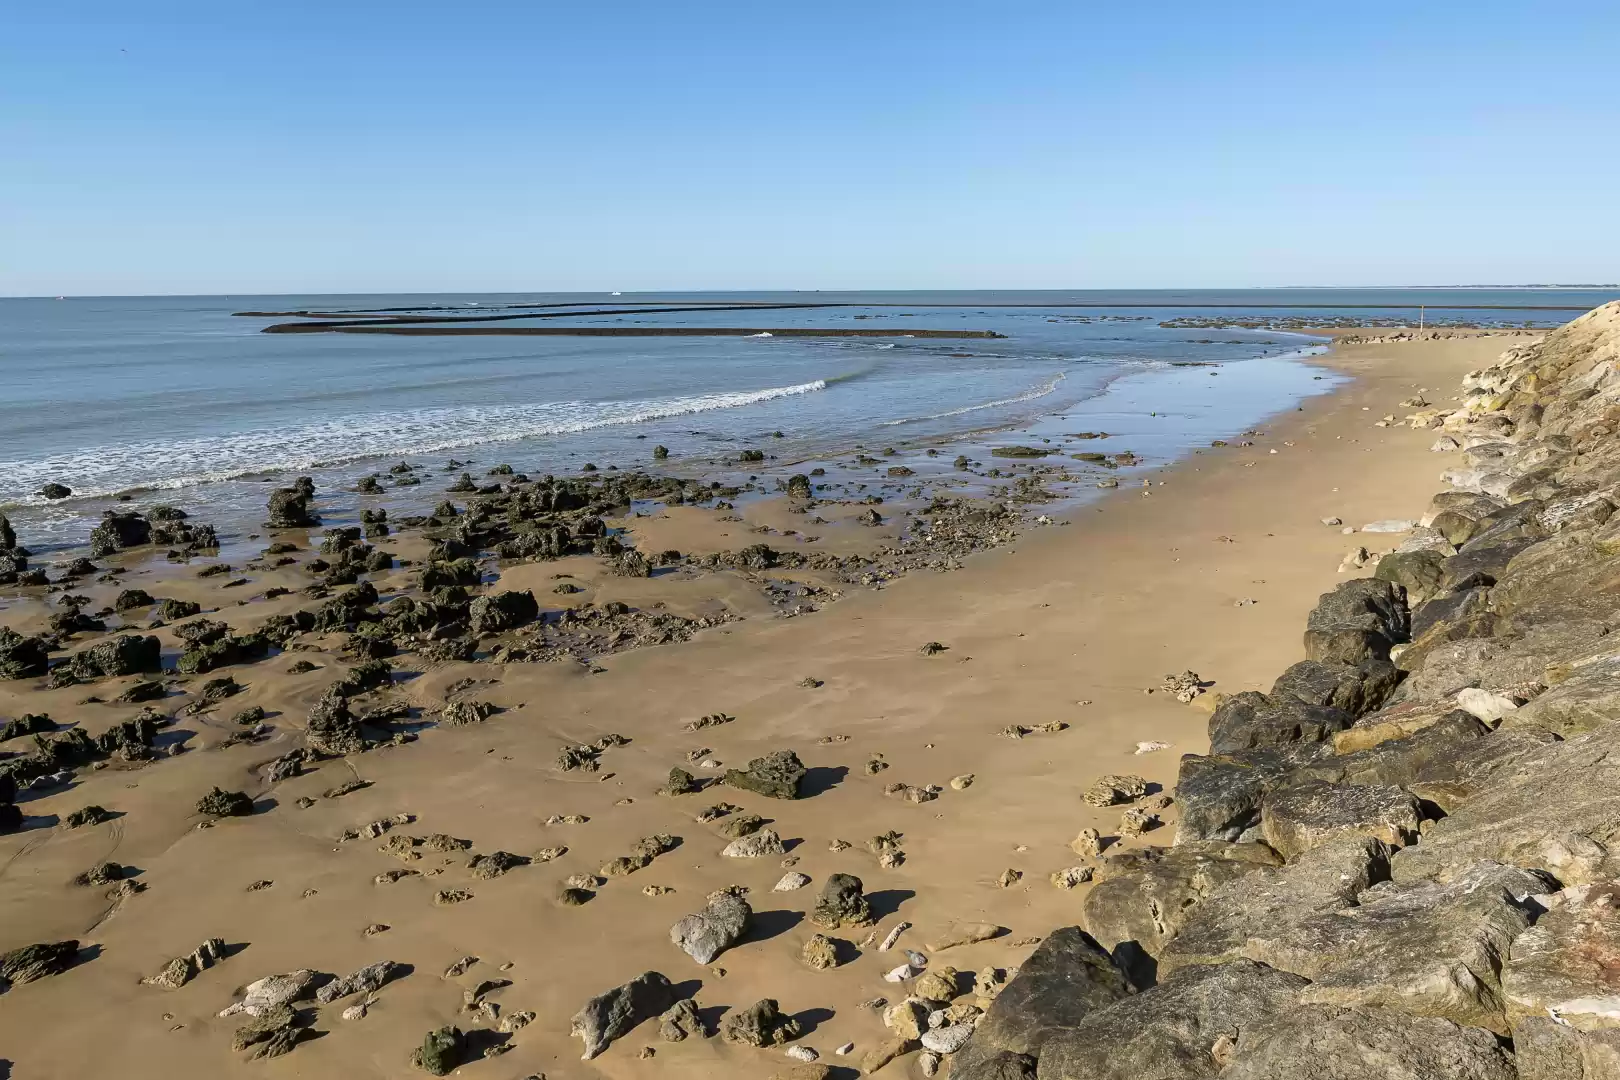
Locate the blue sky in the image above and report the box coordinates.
[3,1,1617,295]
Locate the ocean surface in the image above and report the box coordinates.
[2,288,1614,554]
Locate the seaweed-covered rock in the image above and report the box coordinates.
[196,787,254,817]
[467,589,539,635]
[411,1025,465,1075]
[69,633,162,679]
[720,998,802,1047]
[0,628,51,680]
[267,487,318,528]
[306,689,364,755]
[88,511,153,556]
[811,872,873,929]
[570,970,675,1059]
[1,712,53,742]
[724,749,806,799]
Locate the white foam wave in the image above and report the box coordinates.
[881,372,1067,426]
[0,379,827,506]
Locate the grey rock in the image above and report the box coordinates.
[1513,1016,1620,1080]
[721,998,802,1046]
[670,892,751,964]
[1268,658,1400,717]
[1159,834,1388,976]
[1082,842,1280,962]
[1390,722,1620,886]
[315,959,402,1003]
[1259,779,1423,859]
[1034,960,1308,1080]
[1504,881,1620,1032]
[951,927,1133,1074]
[659,997,704,1041]
[1219,1004,1515,1079]
[1206,691,1354,756]
[570,970,675,1059]
[1302,577,1409,664]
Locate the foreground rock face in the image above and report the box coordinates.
[986,304,1620,1079]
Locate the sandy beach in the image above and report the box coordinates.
[0,331,1522,1078]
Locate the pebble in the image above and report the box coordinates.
[1133,741,1170,754]
[921,1024,975,1054]
[883,962,921,983]
[949,774,974,790]
[341,1002,368,1021]
[773,872,811,892]
[785,1045,819,1062]
[723,829,786,858]
[836,1042,855,1055]
[1321,516,1343,526]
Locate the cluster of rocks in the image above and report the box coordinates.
[90,506,219,559]
[948,301,1620,1079]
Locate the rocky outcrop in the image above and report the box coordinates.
[987,304,1620,1079]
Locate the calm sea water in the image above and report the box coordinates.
[1,288,1612,553]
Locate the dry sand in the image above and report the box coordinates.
[0,332,1516,1078]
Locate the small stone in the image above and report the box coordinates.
[884,1000,928,1039]
[785,1044,819,1062]
[801,934,841,970]
[879,922,912,952]
[1051,866,1094,889]
[341,1002,368,1021]
[433,889,472,906]
[950,774,974,790]
[723,829,786,858]
[1082,774,1148,806]
[884,962,922,982]
[920,1024,974,1054]
[1070,827,1103,858]
[812,873,873,929]
[928,924,1005,951]
[1118,807,1161,836]
[671,892,752,964]
[721,998,803,1047]
[411,1025,466,1075]
[774,872,811,892]
[998,868,1023,888]
[559,887,594,906]
[920,1050,942,1076]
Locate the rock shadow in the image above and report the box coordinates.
[741,909,804,945]
[800,765,849,798]
[791,1006,836,1037]
[866,889,915,921]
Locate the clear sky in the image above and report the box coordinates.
[3,1,1617,296]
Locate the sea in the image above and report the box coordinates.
[2,288,1614,556]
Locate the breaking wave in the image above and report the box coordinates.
[0,379,828,506]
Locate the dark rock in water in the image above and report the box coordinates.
[1216,1004,1515,1079]
[0,512,14,550]
[570,970,675,1059]
[653,444,670,460]
[670,892,752,964]
[812,872,873,929]
[952,927,1132,1074]
[467,590,538,635]
[89,511,152,557]
[1035,960,1308,1080]
[1082,843,1281,963]
[156,597,202,621]
[1269,658,1400,718]
[266,487,319,528]
[411,1025,466,1075]
[0,940,80,989]
[724,749,806,800]
[0,548,28,585]
[787,473,813,498]
[0,628,52,680]
[196,787,254,817]
[37,483,72,500]
[68,633,163,680]
[1207,691,1354,756]
[1302,578,1409,664]
[720,998,802,1047]
[113,588,155,611]
[1,712,53,741]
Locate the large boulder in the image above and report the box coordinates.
[1258,779,1423,859]
[723,750,806,799]
[1390,722,1620,886]
[1034,960,1308,1080]
[1082,843,1280,963]
[266,487,319,528]
[949,927,1134,1074]
[1206,691,1354,756]
[1504,881,1620,1033]
[69,634,162,679]
[1158,834,1388,976]
[1269,658,1400,717]
[467,590,538,635]
[1513,1016,1620,1080]
[1302,578,1409,664]
[88,511,152,557]
[1218,1004,1516,1080]
[570,971,674,1059]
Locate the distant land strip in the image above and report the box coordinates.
[240,302,835,321]
[268,324,1005,339]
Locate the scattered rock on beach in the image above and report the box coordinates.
[1082,774,1148,807]
[571,971,675,1059]
[670,892,752,964]
[724,750,807,799]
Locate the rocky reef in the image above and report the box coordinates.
[951,301,1620,1078]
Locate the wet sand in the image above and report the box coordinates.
[0,332,1516,1078]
